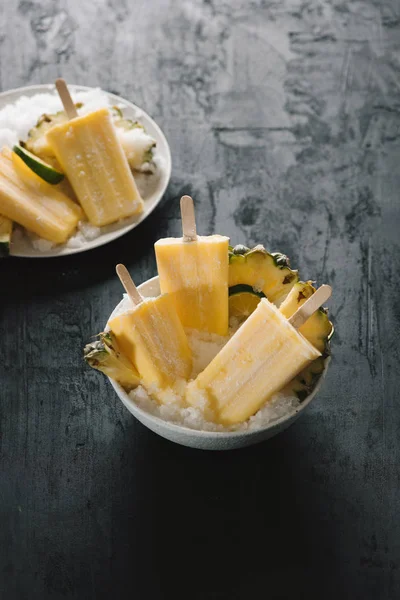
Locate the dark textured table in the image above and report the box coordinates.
[1,1,399,598]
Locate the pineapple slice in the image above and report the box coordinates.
[0,215,12,257]
[279,281,333,401]
[115,119,156,172]
[24,110,69,161]
[23,105,155,173]
[228,253,333,402]
[84,331,140,389]
[228,244,299,305]
[24,105,118,159]
[279,281,333,353]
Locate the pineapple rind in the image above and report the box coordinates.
[84,331,140,389]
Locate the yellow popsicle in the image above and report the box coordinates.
[155,197,229,335]
[109,266,192,404]
[46,108,143,226]
[0,147,82,243]
[186,298,321,425]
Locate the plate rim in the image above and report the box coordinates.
[0,83,172,258]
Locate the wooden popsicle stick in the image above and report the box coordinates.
[55,78,78,119]
[288,284,332,330]
[180,195,197,242]
[116,264,143,306]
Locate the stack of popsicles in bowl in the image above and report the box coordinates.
[85,196,333,449]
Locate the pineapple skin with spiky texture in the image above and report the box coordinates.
[84,331,140,389]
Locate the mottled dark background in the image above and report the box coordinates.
[1,1,399,598]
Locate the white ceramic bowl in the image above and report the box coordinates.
[107,277,330,450]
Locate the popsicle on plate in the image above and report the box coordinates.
[0,147,83,243]
[46,81,143,227]
[186,288,331,425]
[108,265,192,404]
[155,196,229,335]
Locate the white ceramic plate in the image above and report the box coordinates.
[0,84,171,258]
[105,276,331,451]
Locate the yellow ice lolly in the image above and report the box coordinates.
[108,265,192,403]
[155,196,229,335]
[0,147,83,243]
[186,289,331,425]
[46,92,143,226]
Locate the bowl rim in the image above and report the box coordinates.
[107,276,330,438]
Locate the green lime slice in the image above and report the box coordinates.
[13,145,64,184]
